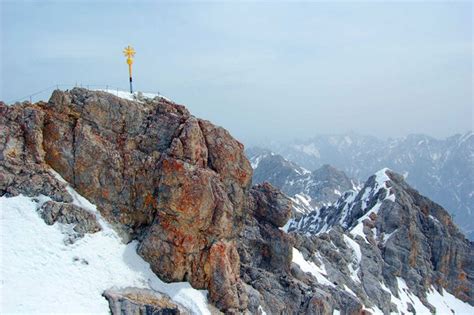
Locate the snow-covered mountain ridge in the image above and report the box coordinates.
[287,168,393,236]
[263,132,474,239]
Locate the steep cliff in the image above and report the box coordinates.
[1,88,253,312]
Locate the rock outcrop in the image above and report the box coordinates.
[40,200,101,242]
[239,183,364,314]
[0,101,72,202]
[1,88,252,312]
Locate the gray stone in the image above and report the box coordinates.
[40,200,101,238]
[103,287,188,315]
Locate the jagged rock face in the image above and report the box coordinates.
[289,169,474,311]
[0,103,72,202]
[1,88,252,312]
[238,184,366,314]
[1,101,102,247]
[242,184,293,272]
[249,182,292,228]
[378,172,473,305]
[293,229,395,314]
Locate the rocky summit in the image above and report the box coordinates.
[1,88,473,314]
[1,88,253,312]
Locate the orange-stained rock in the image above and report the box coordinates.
[208,240,248,311]
[5,88,253,312]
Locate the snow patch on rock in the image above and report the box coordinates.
[292,248,334,287]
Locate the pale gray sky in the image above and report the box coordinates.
[1,0,472,145]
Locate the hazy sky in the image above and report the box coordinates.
[1,0,472,145]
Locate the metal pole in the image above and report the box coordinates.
[129,63,133,94]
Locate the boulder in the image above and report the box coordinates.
[103,287,188,315]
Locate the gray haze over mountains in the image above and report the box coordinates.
[247,131,474,240]
[2,1,472,144]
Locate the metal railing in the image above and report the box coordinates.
[4,83,164,105]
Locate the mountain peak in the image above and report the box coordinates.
[247,147,357,214]
[374,167,392,182]
[288,167,473,310]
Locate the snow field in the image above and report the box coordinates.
[0,178,210,314]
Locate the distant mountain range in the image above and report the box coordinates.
[248,132,474,239]
[247,147,359,217]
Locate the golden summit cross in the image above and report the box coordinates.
[123,45,135,93]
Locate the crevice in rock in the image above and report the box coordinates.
[197,119,216,174]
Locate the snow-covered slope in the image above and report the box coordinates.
[292,242,473,315]
[296,242,473,315]
[0,172,210,315]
